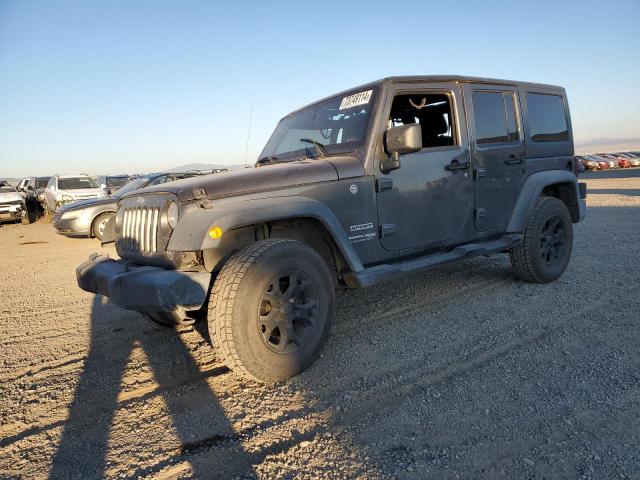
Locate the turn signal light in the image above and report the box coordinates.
[208,225,223,239]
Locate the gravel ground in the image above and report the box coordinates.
[1,170,639,479]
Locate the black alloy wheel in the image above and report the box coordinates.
[258,270,319,354]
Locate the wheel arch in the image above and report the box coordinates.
[168,196,364,279]
[507,170,581,233]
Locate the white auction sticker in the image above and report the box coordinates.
[339,90,372,110]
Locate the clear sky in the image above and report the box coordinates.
[1,0,639,178]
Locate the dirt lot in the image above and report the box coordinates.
[1,170,639,480]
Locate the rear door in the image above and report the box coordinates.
[463,84,526,233]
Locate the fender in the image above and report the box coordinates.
[167,196,365,272]
[506,169,581,233]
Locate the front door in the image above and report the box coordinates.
[376,84,473,252]
[463,84,526,232]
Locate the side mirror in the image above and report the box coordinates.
[383,123,422,172]
[27,185,34,191]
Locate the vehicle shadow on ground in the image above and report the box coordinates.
[48,294,255,479]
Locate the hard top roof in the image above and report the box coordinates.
[286,75,564,117]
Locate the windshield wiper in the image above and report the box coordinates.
[299,138,326,159]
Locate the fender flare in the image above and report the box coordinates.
[167,196,364,272]
[506,169,579,233]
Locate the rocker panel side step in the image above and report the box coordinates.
[345,234,523,288]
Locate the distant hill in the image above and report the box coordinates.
[575,137,640,154]
[166,163,244,172]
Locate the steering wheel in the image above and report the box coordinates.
[319,128,332,139]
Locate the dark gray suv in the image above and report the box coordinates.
[78,76,587,382]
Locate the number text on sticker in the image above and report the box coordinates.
[339,90,373,110]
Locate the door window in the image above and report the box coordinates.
[472,91,519,145]
[388,93,456,148]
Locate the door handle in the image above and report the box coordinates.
[505,155,523,165]
[445,160,470,171]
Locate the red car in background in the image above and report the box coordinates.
[616,153,640,167]
[617,157,632,168]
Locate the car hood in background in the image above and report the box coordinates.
[128,158,357,202]
[63,197,116,211]
[0,192,23,203]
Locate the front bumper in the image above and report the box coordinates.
[53,214,92,237]
[54,215,93,237]
[76,255,211,321]
[0,204,25,222]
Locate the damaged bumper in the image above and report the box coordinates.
[0,203,26,222]
[76,254,211,321]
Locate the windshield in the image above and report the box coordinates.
[58,177,99,190]
[259,87,378,163]
[107,176,129,187]
[0,184,16,193]
[111,177,149,198]
[36,177,50,189]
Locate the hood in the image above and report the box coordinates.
[130,159,347,202]
[0,191,23,203]
[62,197,115,211]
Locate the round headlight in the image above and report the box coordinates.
[167,201,179,229]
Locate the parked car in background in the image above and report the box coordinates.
[24,176,51,203]
[617,157,632,168]
[95,175,131,196]
[44,174,105,214]
[16,178,29,193]
[595,154,618,169]
[579,155,600,171]
[54,171,208,240]
[616,153,640,167]
[0,181,29,224]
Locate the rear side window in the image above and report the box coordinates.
[526,93,568,142]
[472,91,519,145]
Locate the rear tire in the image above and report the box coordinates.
[509,196,573,283]
[209,239,335,383]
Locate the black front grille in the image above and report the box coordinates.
[116,194,175,262]
[121,206,161,253]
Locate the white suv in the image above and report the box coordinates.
[44,174,105,214]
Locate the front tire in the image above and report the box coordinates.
[509,196,573,283]
[209,239,335,383]
[92,213,113,240]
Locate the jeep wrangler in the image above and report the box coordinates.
[77,76,587,382]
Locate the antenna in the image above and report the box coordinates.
[243,98,254,167]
